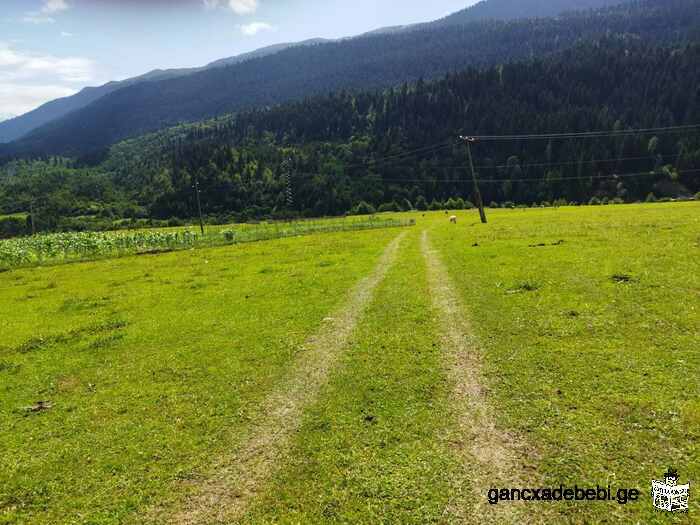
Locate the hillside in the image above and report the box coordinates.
[438,0,623,25]
[2,38,698,230]
[0,40,330,145]
[0,0,625,146]
[3,0,692,158]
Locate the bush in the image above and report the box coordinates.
[428,199,443,211]
[401,198,414,211]
[0,216,30,239]
[646,193,657,203]
[489,201,499,209]
[377,201,400,213]
[454,198,466,209]
[414,195,428,211]
[464,201,475,210]
[553,198,568,207]
[589,196,602,206]
[601,197,610,205]
[444,198,459,210]
[695,192,700,201]
[503,201,516,209]
[611,198,625,205]
[541,201,551,208]
[353,201,376,215]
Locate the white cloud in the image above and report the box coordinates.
[60,31,74,38]
[42,0,70,14]
[203,0,260,15]
[229,0,258,15]
[0,44,94,83]
[23,14,56,24]
[23,0,70,24]
[0,84,76,116]
[239,21,274,36]
[0,42,94,114]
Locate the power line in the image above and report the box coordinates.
[286,168,700,185]
[476,168,700,184]
[469,124,700,142]
[343,140,455,169]
[350,154,662,172]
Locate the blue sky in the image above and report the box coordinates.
[0,0,476,118]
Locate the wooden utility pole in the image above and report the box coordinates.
[29,201,36,235]
[193,174,205,235]
[460,135,488,224]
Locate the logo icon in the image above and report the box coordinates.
[651,468,690,512]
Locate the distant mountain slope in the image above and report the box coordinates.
[0,0,624,145]
[438,0,624,25]
[368,0,626,34]
[0,39,330,144]
[2,0,698,158]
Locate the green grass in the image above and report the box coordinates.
[430,202,699,523]
[242,229,465,524]
[0,228,399,524]
[1,203,697,524]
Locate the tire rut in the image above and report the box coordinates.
[156,231,407,525]
[421,230,537,525]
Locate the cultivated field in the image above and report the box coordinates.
[0,203,697,524]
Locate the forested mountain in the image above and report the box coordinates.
[2,0,696,158]
[437,0,623,25]
[2,38,698,232]
[0,39,331,145]
[0,0,624,145]
[361,0,624,35]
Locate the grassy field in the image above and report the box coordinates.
[1,202,697,524]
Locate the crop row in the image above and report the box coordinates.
[0,217,411,269]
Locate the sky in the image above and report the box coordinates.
[0,0,476,119]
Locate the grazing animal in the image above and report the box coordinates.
[450,215,458,224]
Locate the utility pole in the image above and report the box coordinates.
[282,158,294,210]
[193,173,205,236]
[29,200,36,235]
[460,135,488,224]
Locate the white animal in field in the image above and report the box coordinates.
[450,215,458,224]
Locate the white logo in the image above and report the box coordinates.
[651,468,690,512]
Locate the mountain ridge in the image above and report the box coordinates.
[0,39,333,144]
[4,0,690,158]
[0,0,627,145]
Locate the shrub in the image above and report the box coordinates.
[444,198,459,210]
[428,199,443,211]
[401,198,414,211]
[589,196,602,206]
[414,195,428,211]
[601,197,610,205]
[0,216,30,239]
[377,201,400,213]
[611,197,625,205]
[353,201,377,215]
[541,201,551,208]
[503,201,515,209]
[489,201,499,209]
[646,193,657,203]
[454,198,466,209]
[464,201,475,209]
[695,192,700,201]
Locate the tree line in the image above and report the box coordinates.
[1,39,699,234]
